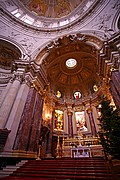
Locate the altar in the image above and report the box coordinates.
[71,146,91,158]
[61,134,104,158]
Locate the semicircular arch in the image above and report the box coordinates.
[33,33,103,66]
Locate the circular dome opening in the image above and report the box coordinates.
[66,58,77,69]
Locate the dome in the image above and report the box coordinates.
[4,0,100,29]
[23,0,82,19]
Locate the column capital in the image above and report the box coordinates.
[23,73,34,87]
[11,69,25,83]
[67,111,73,116]
[87,107,93,114]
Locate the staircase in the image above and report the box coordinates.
[0,160,28,178]
[0,157,115,180]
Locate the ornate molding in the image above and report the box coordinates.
[46,34,87,52]
[0,0,118,38]
[35,33,102,67]
[0,0,102,31]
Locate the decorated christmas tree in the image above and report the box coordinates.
[98,96,120,159]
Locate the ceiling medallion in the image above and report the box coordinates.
[66,58,77,69]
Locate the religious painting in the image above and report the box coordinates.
[54,110,63,131]
[74,91,81,99]
[75,111,88,132]
[28,0,48,16]
[55,0,70,18]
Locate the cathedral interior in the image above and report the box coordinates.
[0,0,120,169]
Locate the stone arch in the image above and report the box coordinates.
[0,36,28,60]
[0,38,22,71]
[33,33,104,66]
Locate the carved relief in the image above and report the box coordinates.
[8,32,21,40]
[2,0,14,8]
[0,20,39,57]
[111,0,120,10]
[111,52,120,70]
[91,12,115,34]
[20,38,34,54]
[46,34,88,53]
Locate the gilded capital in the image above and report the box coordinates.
[67,111,73,116]
[87,107,93,114]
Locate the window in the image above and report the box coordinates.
[66,58,77,69]
[93,85,98,92]
[11,9,22,18]
[74,91,81,99]
[56,91,62,98]
[21,15,34,25]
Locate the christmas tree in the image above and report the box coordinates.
[98,96,120,159]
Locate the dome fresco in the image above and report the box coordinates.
[20,0,82,18]
[4,0,99,29]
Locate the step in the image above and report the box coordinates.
[10,172,111,179]
[0,160,27,178]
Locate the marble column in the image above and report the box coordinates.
[46,110,54,157]
[28,95,44,152]
[4,80,30,151]
[67,111,73,138]
[63,110,68,134]
[72,112,77,135]
[110,71,120,109]
[13,88,37,151]
[0,75,21,129]
[87,107,97,136]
